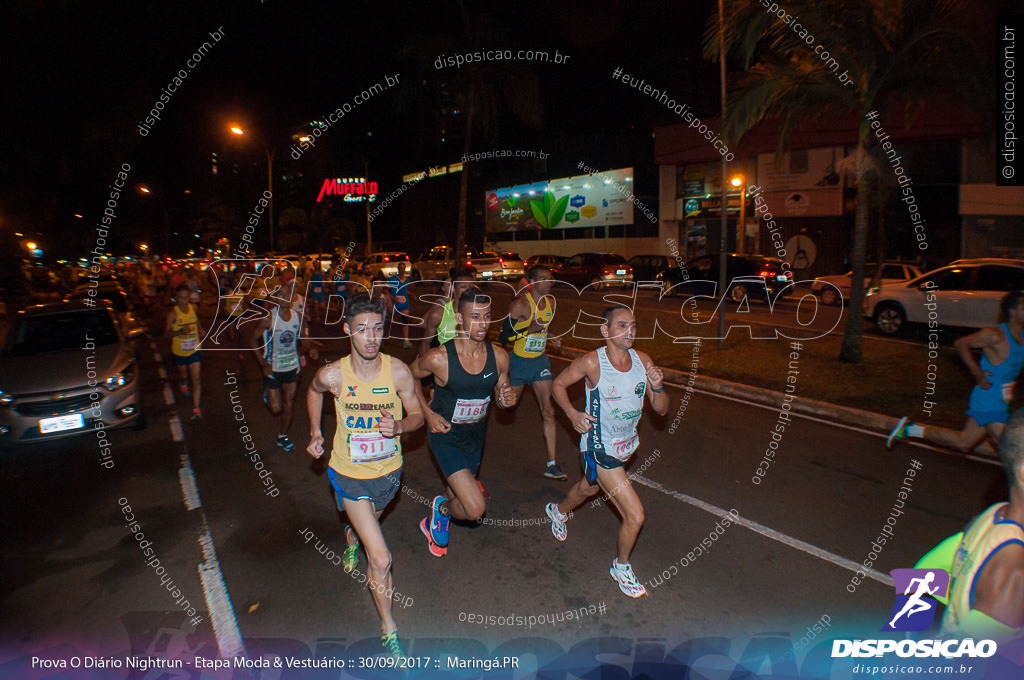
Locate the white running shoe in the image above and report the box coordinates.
[545,502,567,541]
[610,558,647,598]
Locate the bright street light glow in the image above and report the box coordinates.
[730,177,743,187]
[230,126,244,135]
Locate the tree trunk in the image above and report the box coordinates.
[456,96,475,256]
[872,207,886,289]
[839,124,873,364]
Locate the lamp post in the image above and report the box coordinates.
[137,185,171,256]
[229,125,282,252]
[731,176,746,256]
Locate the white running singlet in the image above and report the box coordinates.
[264,307,301,372]
[580,347,647,461]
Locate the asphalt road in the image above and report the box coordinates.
[1,299,1014,678]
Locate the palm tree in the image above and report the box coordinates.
[704,0,988,363]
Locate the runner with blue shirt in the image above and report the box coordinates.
[387,261,413,349]
[889,290,1024,453]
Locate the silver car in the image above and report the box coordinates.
[0,302,145,443]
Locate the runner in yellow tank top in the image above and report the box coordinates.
[932,408,1024,640]
[506,265,566,479]
[305,293,424,657]
[165,284,205,419]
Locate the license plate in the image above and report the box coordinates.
[482,271,493,277]
[776,274,788,281]
[39,413,85,433]
[616,269,626,275]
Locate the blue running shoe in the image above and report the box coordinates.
[429,495,450,548]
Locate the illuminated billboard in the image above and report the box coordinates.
[485,167,635,233]
[316,177,378,203]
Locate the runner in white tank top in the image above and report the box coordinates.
[250,294,320,451]
[545,304,670,598]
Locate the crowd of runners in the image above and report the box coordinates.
[132,257,1024,658]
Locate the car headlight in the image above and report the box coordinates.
[0,390,12,405]
[104,360,137,391]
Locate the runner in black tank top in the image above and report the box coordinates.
[410,286,517,557]
[429,340,497,453]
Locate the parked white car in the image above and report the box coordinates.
[863,258,1024,335]
[812,262,921,306]
[365,252,410,279]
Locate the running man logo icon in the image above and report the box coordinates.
[882,568,950,632]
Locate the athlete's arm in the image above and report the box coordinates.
[637,350,669,416]
[379,359,425,437]
[552,352,599,433]
[306,364,336,459]
[249,315,273,375]
[507,294,528,325]
[972,542,1024,630]
[492,345,517,408]
[419,305,443,357]
[955,327,1002,390]
[164,309,177,337]
[409,350,451,433]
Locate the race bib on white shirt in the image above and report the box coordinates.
[349,432,398,463]
[181,337,197,352]
[523,333,547,353]
[451,397,491,424]
[607,434,639,462]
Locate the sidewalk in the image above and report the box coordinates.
[550,343,1000,460]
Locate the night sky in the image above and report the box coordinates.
[2,0,724,258]
[2,0,1008,259]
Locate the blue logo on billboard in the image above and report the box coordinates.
[570,194,586,208]
[882,568,949,632]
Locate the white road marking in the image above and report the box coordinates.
[632,473,894,587]
[198,530,247,658]
[178,455,202,511]
[169,416,184,442]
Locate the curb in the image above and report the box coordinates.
[549,344,998,459]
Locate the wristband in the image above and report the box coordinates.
[651,387,663,393]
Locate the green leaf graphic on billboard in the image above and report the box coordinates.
[530,191,571,229]
[530,200,548,228]
[549,195,569,227]
[505,196,518,208]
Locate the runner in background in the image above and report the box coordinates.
[165,284,205,420]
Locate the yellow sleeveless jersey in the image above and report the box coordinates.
[941,502,1024,637]
[512,292,554,358]
[330,354,403,479]
[171,304,199,356]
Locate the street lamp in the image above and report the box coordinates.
[229,124,280,252]
[730,176,746,256]
[137,184,170,255]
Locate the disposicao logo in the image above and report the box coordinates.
[831,567,997,660]
[883,568,949,632]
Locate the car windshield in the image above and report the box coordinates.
[5,309,119,357]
